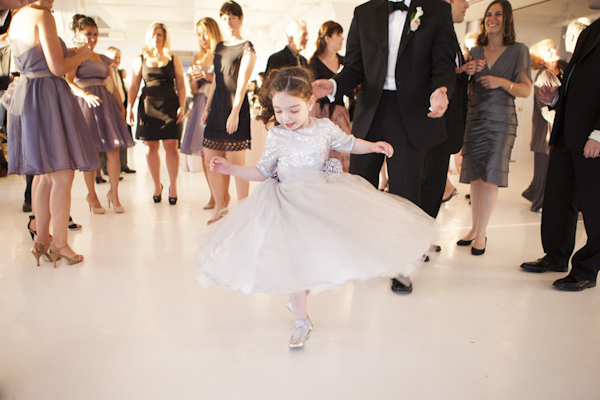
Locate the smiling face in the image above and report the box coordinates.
[196,25,210,51]
[221,13,242,39]
[484,3,504,35]
[78,25,98,50]
[272,91,314,131]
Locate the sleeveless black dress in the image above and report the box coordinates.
[203,41,254,151]
[135,56,181,141]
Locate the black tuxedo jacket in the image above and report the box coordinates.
[333,0,456,150]
[551,19,600,151]
[445,47,468,154]
[265,46,308,77]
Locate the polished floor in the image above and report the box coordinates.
[1,144,599,400]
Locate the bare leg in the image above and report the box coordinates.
[145,141,162,197]
[289,291,308,320]
[33,174,52,243]
[83,171,103,209]
[49,170,81,259]
[461,179,482,242]
[201,155,215,207]
[106,148,122,207]
[472,180,498,250]
[443,176,456,199]
[163,139,179,198]
[204,147,228,221]
[225,150,248,200]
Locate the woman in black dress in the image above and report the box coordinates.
[201,1,256,224]
[308,20,353,172]
[127,22,186,204]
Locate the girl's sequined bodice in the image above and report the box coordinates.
[256,118,354,181]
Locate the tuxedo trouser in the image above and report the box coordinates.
[349,91,425,206]
[542,139,600,281]
[420,140,451,218]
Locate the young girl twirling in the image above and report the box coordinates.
[195,67,435,349]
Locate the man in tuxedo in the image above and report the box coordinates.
[265,20,308,77]
[106,47,136,174]
[520,0,600,291]
[420,0,480,221]
[313,0,456,293]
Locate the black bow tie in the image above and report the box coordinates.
[388,0,408,13]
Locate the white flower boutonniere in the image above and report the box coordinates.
[408,6,424,34]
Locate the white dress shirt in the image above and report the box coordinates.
[384,0,411,91]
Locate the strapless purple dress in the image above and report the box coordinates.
[7,42,101,175]
[180,77,209,156]
[74,55,134,152]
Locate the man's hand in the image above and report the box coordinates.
[312,79,334,99]
[428,87,448,118]
[539,86,559,106]
[584,138,600,158]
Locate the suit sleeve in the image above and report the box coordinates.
[430,1,457,97]
[333,8,364,101]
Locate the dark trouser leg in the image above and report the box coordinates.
[529,152,550,211]
[119,147,128,171]
[569,149,600,281]
[541,141,578,264]
[420,141,450,218]
[24,174,34,203]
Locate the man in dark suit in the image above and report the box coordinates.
[313,0,457,293]
[520,0,600,291]
[265,20,308,77]
[420,0,474,221]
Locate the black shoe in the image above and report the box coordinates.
[520,257,568,273]
[471,238,487,256]
[441,189,458,203]
[95,176,107,184]
[434,245,442,252]
[424,255,430,262]
[68,216,82,230]
[553,275,596,291]
[153,184,163,203]
[457,238,474,246]
[168,185,177,205]
[22,201,32,213]
[122,167,136,174]
[391,278,413,294]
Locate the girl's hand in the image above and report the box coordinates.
[476,75,503,90]
[127,107,135,126]
[209,156,233,175]
[77,45,93,62]
[84,92,102,108]
[226,112,239,134]
[176,107,184,124]
[201,107,209,125]
[373,141,394,158]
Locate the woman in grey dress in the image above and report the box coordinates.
[521,39,564,213]
[458,0,532,255]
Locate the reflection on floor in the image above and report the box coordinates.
[0,143,598,400]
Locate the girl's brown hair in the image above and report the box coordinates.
[257,67,313,126]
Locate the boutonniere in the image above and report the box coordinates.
[408,6,424,34]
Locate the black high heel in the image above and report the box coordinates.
[68,216,82,230]
[27,215,36,240]
[471,238,487,256]
[457,238,474,246]
[168,186,177,205]
[153,184,163,203]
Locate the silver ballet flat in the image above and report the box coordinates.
[289,319,313,349]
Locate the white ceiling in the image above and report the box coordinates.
[51,0,600,76]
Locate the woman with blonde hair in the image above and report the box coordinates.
[521,39,564,212]
[127,22,186,205]
[181,17,229,209]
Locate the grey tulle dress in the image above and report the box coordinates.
[195,118,435,295]
[180,66,212,156]
[7,41,101,175]
[459,43,532,187]
[73,55,134,153]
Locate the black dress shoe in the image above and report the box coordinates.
[434,245,442,252]
[424,255,430,262]
[22,201,32,213]
[457,238,474,246]
[391,278,413,294]
[121,167,136,174]
[95,176,107,184]
[553,275,596,291]
[520,257,568,273]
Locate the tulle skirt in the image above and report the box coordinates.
[195,170,435,295]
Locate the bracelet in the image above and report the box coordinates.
[508,82,514,92]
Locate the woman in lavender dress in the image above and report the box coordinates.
[66,14,134,213]
[181,17,228,210]
[6,0,100,265]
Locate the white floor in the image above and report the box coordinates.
[1,143,599,400]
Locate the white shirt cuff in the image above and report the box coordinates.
[326,79,337,103]
[589,130,600,142]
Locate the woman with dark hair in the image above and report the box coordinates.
[6,0,99,265]
[521,39,564,213]
[201,0,256,224]
[458,0,532,255]
[66,14,134,213]
[127,22,186,205]
[308,20,353,171]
